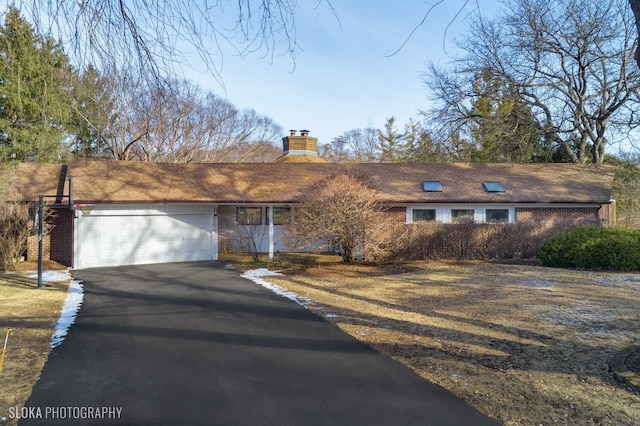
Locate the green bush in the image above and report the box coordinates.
[538,226,640,271]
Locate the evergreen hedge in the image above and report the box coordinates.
[538,226,640,271]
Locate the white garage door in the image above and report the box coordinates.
[75,204,218,268]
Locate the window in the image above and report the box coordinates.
[451,209,475,223]
[413,209,436,222]
[267,207,290,225]
[237,207,262,225]
[486,209,509,223]
[422,181,443,192]
[483,181,505,192]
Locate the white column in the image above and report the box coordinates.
[268,205,274,261]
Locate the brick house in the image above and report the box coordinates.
[11,131,616,268]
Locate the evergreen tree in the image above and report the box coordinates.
[467,70,542,163]
[402,119,444,162]
[69,65,112,158]
[0,8,75,162]
[378,116,406,163]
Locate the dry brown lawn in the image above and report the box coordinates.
[0,272,69,426]
[266,261,640,425]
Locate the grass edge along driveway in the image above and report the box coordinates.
[266,261,640,425]
[19,262,499,426]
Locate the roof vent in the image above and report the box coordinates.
[483,181,505,192]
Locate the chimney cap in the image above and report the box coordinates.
[300,129,310,134]
[289,129,298,133]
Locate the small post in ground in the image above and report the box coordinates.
[37,195,44,288]
[0,328,10,373]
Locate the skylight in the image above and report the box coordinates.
[483,181,505,192]
[422,181,443,192]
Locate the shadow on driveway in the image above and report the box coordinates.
[21,261,498,425]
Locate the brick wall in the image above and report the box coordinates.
[26,207,74,267]
[26,233,50,262]
[50,208,73,266]
[515,207,600,229]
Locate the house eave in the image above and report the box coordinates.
[384,199,611,205]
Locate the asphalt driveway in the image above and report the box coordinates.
[23,262,498,425]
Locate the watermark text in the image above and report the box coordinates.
[6,406,122,420]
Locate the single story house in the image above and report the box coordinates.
[11,131,616,269]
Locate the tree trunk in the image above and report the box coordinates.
[342,246,356,263]
[631,0,640,67]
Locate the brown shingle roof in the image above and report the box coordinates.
[11,163,69,202]
[272,154,327,163]
[52,159,614,205]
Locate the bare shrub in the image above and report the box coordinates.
[0,201,33,270]
[0,167,29,270]
[0,167,55,270]
[218,206,267,262]
[363,211,408,262]
[393,220,597,262]
[284,173,397,263]
[613,159,640,229]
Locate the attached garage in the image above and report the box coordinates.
[74,204,218,269]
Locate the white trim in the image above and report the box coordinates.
[268,204,274,260]
[406,205,516,224]
[75,203,218,216]
[405,203,602,224]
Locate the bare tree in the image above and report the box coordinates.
[424,0,640,163]
[12,1,333,87]
[74,72,281,162]
[219,206,269,262]
[322,128,380,163]
[283,172,399,263]
[631,0,640,66]
[218,140,281,163]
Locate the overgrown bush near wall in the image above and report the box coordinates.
[539,226,640,271]
[0,168,25,269]
[0,201,33,270]
[1,167,30,269]
[0,167,55,270]
[612,158,640,229]
[391,221,586,262]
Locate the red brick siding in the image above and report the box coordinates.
[26,208,74,267]
[26,233,50,261]
[515,207,600,229]
[49,208,73,266]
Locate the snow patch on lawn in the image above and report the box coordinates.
[27,271,72,283]
[27,270,85,348]
[50,280,84,348]
[241,268,314,307]
[596,275,640,285]
[521,277,557,288]
[540,303,610,334]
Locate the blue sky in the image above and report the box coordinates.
[184,0,503,146]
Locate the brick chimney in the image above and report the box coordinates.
[274,130,326,163]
